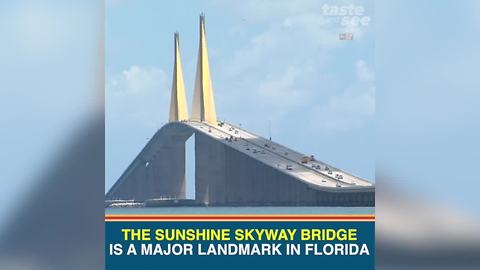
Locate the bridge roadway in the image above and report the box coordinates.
[186,121,373,192]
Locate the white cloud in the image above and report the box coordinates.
[314,86,375,132]
[356,59,375,82]
[220,12,341,80]
[108,66,168,94]
[216,12,340,121]
[309,59,375,133]
[214,0,321,23]
[212,1,374,135]
[256,66,309,106]
[106,66,170,128]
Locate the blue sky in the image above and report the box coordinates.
[105,0,376,191]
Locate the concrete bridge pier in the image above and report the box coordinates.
[106,123,194,202]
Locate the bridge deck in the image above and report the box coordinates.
[186,121,373,192]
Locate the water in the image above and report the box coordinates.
[106,207,374,215]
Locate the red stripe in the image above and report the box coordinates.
[105,215,374,221]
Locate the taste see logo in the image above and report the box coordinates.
[322,4,371,27]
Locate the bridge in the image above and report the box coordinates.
[105,15,374,207]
